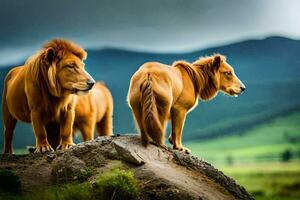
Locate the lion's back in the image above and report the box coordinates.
[4,66,30,122]
[128,62,173,108]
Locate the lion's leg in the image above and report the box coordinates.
[156,100,171,146]
[79,118,95,141]
[31,111,54,153]
[3,115,17,154]
[170,108,191,154]
[57,109,75,150]
[131,103,150,146]
[2,86,17,154]
[96,112,113,137]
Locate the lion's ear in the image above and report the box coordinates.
[82,51,87,60]
[47,65,61,97]
[212,55,221,71]
[44,47,56,64]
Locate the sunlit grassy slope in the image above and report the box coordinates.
[186,111,300,165]
[186,111,300,200]
[222,162,300,200]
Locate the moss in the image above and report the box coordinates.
[2,168,138,200]
[21,188,59,200]
[5,183,91,200]
[56,183,92,200]
[92,168,139,200]
[0,168,22,194]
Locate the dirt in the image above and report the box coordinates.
[0,135,254,200]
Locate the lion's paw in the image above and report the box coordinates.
[34,144,54,153]
[174,146,191,154]
[56,142,75,150]
[180,146,191,154]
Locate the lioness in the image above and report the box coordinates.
[74,82,113,140]
[127,54,245,154]
[46,82,114,149]
[2,39,95,154]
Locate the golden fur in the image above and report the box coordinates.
[74,82,113,140]
[46,82,114,149]
[127,54,245,154]
[2,39,95,154]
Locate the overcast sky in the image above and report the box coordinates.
[0,0,299,66]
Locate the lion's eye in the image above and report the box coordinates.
[224,71,232,76]
[66,64,75,69]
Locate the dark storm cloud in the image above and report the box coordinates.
[0,0,299,65]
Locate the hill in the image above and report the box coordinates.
[186,111,300,200]
[187,110,300,165]
[0,36,300,149]
[0,135,253,200]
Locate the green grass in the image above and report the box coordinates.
[220,162,300,200]
[186,111,300,200]
[93,168,138,200]
[186,111,300,164]
[1,168,138,200]
[0,169,22,194]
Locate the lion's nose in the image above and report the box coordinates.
[87,79,95,89]
[240,86,246,92]
[83,70,96,89]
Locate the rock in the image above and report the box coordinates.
[113,140,145,165]
[0,135,254,200]
[51,153,89,183]
[173,151,251,200]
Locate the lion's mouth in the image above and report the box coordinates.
[69,87,91,95]
[73,88,91,96]
[75,88,90,92]
[71,82,94,94]
[228,89,242,97]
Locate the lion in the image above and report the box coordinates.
[45,81,114,149]
[2,39,95,154]
[127,54,246,154]
[74,81,113,140]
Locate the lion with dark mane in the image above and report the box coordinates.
[2,39,95,154]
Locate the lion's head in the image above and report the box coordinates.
[193,54,245,100]
[212,55,246,97]
[28,39,95,97]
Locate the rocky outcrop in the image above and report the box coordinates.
[0,135,254,200]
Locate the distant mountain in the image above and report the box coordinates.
[1,36,300,148]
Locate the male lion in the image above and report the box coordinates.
[2,39,95,154]
[127,54,245,154]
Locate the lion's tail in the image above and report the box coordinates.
[140,73,164,146]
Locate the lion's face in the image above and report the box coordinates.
[44,45,95,97]
[216,59,245,97]
[56,53,95,96]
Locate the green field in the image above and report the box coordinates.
[186,111,300,199]
[186,111,300,165]
[221,162,300,200]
